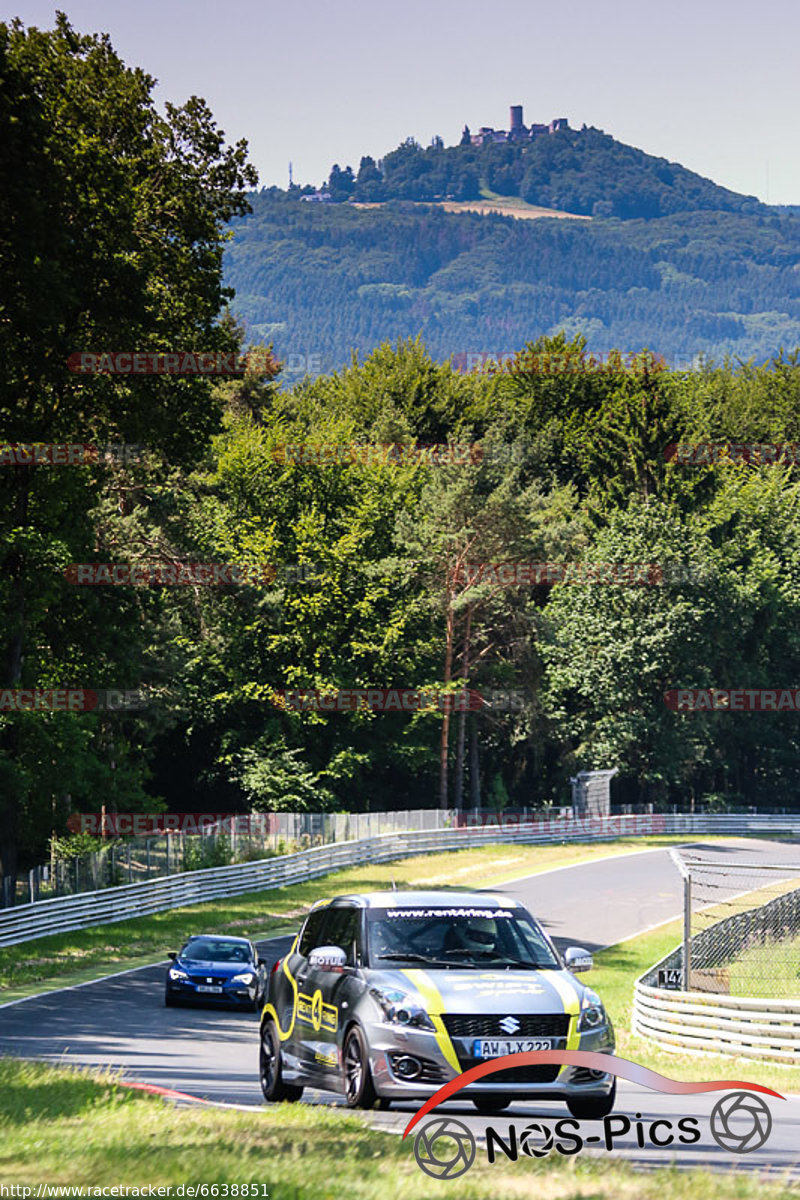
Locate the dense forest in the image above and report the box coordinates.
[3,17,800,895]
[225,191,800,372]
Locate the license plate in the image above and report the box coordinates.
[473,1038,553,1057]
[197,985,223,994]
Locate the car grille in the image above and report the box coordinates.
[189,975,229,986]
[459,1061,562,1083]
[442,1013,570,1039]
[443,1012,569,1083]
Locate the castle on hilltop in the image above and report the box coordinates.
[466,106,569,147]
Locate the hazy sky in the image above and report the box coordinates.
[8,0,800,203]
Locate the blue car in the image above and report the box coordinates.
[165,935,267,1011]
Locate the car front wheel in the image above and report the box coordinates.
[260,1019,303,1103]
[343,1026,377,1109]
[566,1079,616,1120]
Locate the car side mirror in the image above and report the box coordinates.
[564,946,593,972]
[308,945,347,972]
[167,951,177,961]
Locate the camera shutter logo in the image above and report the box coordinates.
[710,1092,772,1153]
[414,1117,476,1179]
[519,1121,555,1158]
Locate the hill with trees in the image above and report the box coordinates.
[322,124,764,220]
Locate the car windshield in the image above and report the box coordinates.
[181,939,251,964]
[366,905,560,969]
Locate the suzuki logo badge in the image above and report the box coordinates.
[498,1015,521,1035]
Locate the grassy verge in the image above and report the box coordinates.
[0,1058,796,1198]
[0,835,723,1000]
[728,931,800,998]
[591,922,800,1093]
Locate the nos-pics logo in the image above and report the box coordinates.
[404,1052,782,1180]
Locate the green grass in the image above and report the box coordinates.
[727,931,800,999]
[0,1058,796,1198]
[0,835,722,1000]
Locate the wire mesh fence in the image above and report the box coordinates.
[668,849,800,999]
[11,808,462,906]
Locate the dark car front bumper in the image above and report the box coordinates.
[165,977,259,1007]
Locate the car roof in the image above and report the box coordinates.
[318,890,518,909]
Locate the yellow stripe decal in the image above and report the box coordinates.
[263,935,300,1041]
[401,969,462,1074]
[546,971,582,1075]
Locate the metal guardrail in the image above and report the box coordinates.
[633,976,800,1064]
[3,811,800,949]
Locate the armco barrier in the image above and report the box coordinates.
[633,973,800,1064]
[2,811,800,949]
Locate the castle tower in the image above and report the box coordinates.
[509,104,524,132]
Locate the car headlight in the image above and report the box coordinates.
[370,987,436,1031]
[578,988,607,1031]
[168,968,188,981]
[231,972,256,986]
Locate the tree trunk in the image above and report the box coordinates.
[469,716,481,809]
[439,599,454,809]
[0,467,31,906]
[453,605,473,812]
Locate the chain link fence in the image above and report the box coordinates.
[667,850,800,998]
[11,808,460,906]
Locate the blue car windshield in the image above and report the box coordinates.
[366,906,560,968]
[182,939,251,964]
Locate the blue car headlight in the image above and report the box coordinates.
[231,972,257,986]
[168,968,189,981]
[578,987,607,1031]
[370,987,436,1031]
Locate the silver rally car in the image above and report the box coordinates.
[259,890,615,1116]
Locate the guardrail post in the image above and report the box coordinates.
[683,873,692,991]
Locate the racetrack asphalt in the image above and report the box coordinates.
[2,836,799,1178]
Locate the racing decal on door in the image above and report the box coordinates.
[297,987,339,1033]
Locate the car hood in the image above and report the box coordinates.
[370,966,584,1013]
